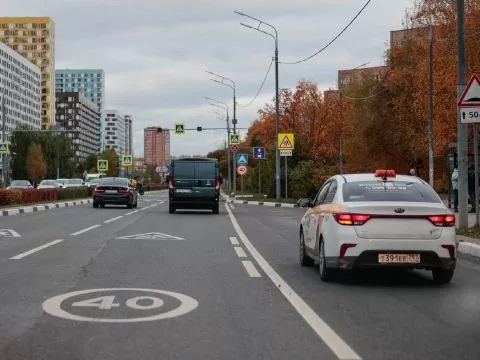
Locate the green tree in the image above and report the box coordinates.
[26,143,47,185]
[99,148,119,176]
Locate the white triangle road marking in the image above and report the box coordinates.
[115,232,185,240]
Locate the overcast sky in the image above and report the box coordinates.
[6,0,414,157]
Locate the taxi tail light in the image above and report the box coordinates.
[333,213,371,226]
[427,215,455,227]
[168,176,174,193]
[118,187,130,193]
[215,176,220,192]
[94,187,104,193]
[441,244,455,258]
[340,243,357,258]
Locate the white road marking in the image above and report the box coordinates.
[104,216,123,223]
[125,210,139,215]
[229,236,239,245]
[234,246,248,258]
[10,239,64,260]
[229,204,235,210]
[224,204,362,360]
[241,260,262,277]
[70,225,101,236]
[42,288,199,323]
[0,229,21,237]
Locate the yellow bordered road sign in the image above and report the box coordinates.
[277,133,294,150]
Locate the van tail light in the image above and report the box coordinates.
[215,176,220,192]
[441,244,455,258]
[118,187,130,193]
[169,176,174,193]
[333,213,371,226]
[427,215,455,227]
[340,243,357,258]
[94,187,104,193]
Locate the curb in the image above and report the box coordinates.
[221,197,297,208]
[0,198,92,217]
[457,236,480,259]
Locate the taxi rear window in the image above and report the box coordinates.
[342,181,441,203]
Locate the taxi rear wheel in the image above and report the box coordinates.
[299,231,314,267]
[432,268,454,285]
[319,239,334,282]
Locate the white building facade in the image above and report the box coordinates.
[104,110,125,155]
[0,41,42,141]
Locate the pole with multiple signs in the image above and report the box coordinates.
[278,133,294,199]
[229,133,241,194]
[253,147,265,194]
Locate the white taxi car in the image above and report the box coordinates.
[297,170,456,284]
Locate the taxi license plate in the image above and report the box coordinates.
[378,253,421,264]
[105,190,117,193]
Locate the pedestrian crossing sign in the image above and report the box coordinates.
[0,141,8,154]
[122,154,133,166]
[97,159,109,172]
[277,133,294,150]
[174,123,185,134]
[229,133,241,145]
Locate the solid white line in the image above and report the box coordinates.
[10,239,64,260]
[229,204,235,210]
[234,246,248,258]
[241,260,262,277]
[224,204,362,360]
[229,236,239,245]
[104,216,123,223]
[125,210,139,215]
[70,225,101,236]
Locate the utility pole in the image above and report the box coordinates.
[428,25,435,187]
[457,0,469,228]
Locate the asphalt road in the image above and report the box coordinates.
[1,191,479,359]
[0,191,338,360]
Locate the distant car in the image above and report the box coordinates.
[297,169,456,284]
[85,178,102,188]
[93,177,138,209]
[63,178,84,188]
[37,179,60,189]
[7,180,33,190]
[167,157,221,214]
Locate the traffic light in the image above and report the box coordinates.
[157,128,163,132]
[197,126,202,132]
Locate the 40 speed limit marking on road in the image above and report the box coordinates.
[42,288,199,323]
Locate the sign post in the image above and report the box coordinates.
[253,147,265,194]
[229,133,241,194]
[458,73,480,226]
[278,133,294,199]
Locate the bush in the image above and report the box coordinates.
[58,186,92,200]
[6,189,23,205]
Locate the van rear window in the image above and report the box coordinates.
[342,181,441,203]
[173,162,194,178]
[195,162,216,179]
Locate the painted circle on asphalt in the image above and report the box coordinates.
[42,288,199,323]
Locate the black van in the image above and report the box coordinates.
[168,157,221,214]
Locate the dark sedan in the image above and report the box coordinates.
[92,177,138,209]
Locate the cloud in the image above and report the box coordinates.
[5,0,414,156]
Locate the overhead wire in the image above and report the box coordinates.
[280,0,373,65]
[238,57,274,107]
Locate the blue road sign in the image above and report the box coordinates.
[236,153,248,165]
[253,147,265,160]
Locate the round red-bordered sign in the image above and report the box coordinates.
[237,165,248,176]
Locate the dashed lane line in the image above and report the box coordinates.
[10,239,64,260]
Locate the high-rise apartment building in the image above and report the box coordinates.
[0,17,55,128]
[55,69,105,150]
[0,42,42,140]
[104,110,126,155]
[125,115,133,155]
[55,91,101,160]
[144,127,170,166]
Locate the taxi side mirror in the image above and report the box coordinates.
[297,198,312,208]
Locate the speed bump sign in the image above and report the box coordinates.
[97,159,108,172]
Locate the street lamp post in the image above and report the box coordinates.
[206,97,232,192]
[205,71,237,194]
[234,10,281,200]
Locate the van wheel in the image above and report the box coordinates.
[212,203,219,214]
[169,203,176,214]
